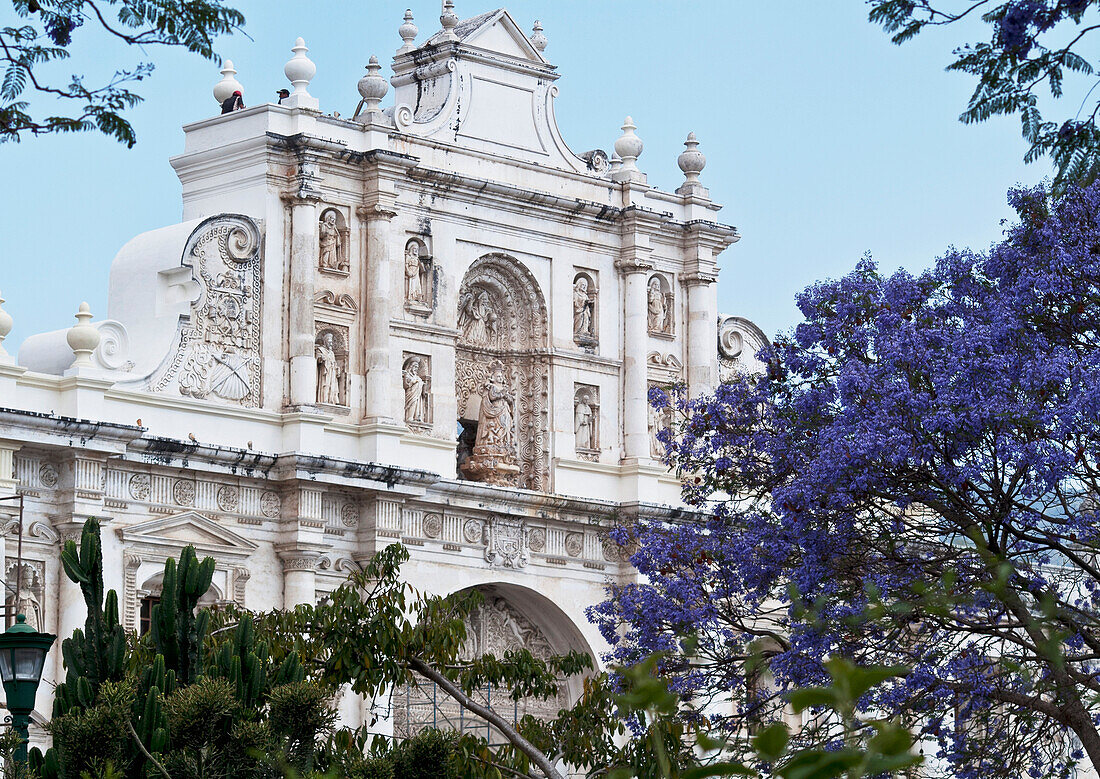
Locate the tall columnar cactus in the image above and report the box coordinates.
[212,612,306,712]
[134,653,176,756]
[149,545,215,685]
[52,518,126,717]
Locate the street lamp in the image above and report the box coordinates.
[0,614,55,766]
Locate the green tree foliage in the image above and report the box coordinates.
[868,1,1100,187]
[1,0,244,146]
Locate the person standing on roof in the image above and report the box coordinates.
[220,90,245,114]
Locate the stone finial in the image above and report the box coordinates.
[530,20,548,53]
[67,302,100,368]
[398,9,418,53]
[611,116,645,183]
[676,132,709,197]
[283,37,319,110]
[213,59,243,106]
[0,288,12,359]
[609,151,623,177]
[355,56,389,119]
[440,0,459,42]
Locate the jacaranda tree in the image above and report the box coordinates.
[591,180,1100,778]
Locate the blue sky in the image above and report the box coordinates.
[0,1,1040,354]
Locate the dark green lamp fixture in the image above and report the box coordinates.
[0,614,55,766]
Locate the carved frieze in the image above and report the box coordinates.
[564,532,583,557]
[463,518,483,544]
[128,473,151,501]
[149,215,263,407]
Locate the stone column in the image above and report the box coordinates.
[620,265,651,461]
[685,274,718,396]
[360,205,398,422]
[279,551,319,607]
[285,193,321,407]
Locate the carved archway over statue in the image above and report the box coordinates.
[392,583,593,741]
[455,254,549,491]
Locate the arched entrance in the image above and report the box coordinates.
[392,583,593,741]
[455,254,550,491]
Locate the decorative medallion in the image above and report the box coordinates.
[340,502,360,528]
[216,485,240,512]
[260,491,281,518]
[423,513,443,539]
[463,519,483,544]
[528,527,546,552]
[128,473,151,501]
[172,479,195,506]
[564,532,584,558]
[38,463,58,489]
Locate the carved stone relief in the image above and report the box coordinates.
[463,518,484,544]
[172,479,195,506]
[404,237,433,314]
[315,324,349,407]
[38,463,58,489]
[574,384,599,462]
[340,501,360,528]
[564,532,583,557]
[318,208,349,274]
[528,527,546,552]
[572,270,598,351]
[5,560,45,631]
[648,382,673,459]
[423,513,443,539]
[128,473,151,501]
[484,516,529,569]
[393,594,567,739]
[314,290,358,313]
[718,315,769,382]
[455,254,549,491]
[216,485,240,512]
[402,353,432,429]
[260,491,281,519]
[647,273,674,336]
[149,215,263,407]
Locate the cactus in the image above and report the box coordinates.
[149,545,215,685]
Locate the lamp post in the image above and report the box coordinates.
[0,614,55,766]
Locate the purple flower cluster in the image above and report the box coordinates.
[591,181,1100,776]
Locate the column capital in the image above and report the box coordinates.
[280,189,323,206]
[356,203,398,221]
[275,545,324,572]
[614,257,654,275]
[681,270,719,286]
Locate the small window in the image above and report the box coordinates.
[139,595,160,636]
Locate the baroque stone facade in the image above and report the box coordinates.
[1,3,757,750]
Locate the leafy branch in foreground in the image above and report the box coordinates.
[867,0,1100,187]
[1,0,244,146]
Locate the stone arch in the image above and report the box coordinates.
[455,254,550,491]
[392,582,594,741]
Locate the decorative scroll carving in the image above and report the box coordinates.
[717,315,769,382]
[315,324,349,407]
[572,270,598,350]
[149,215,263,407]
[647,351,684,385]
[318,208,349,273]
[455,254,549,491]
[647,273,674,336]
[314,290,358,312]
[484,516,528,569]
[574,384,599,461]
[404,238,433,314]
[402,353,432,429]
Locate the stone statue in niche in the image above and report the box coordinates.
[573,277,592,336]
[460,360,520,485]
[402,355,431,426]
[648,387,671,458]
[458,288,497,347]
[404,239,432,310]
[5,561,44,631]
[648,275,673,335]
[318,209,347,273]
[575,390,597,454]
[315,331,346,406]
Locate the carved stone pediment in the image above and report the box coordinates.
[116,511,257,560]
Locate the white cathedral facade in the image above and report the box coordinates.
[0,4,766,740]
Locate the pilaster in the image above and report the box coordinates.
[283,180,323,408]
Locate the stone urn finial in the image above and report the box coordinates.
[676,132,708,196]
[530,20,548,53]
[355,56,389,119]
[398,9,418,53]
[612,116,644,182]
[440,0,459,42]
[0,288,12,359]
[283,37,319,109]
[213,59,243,106]
[67,302,100,368]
